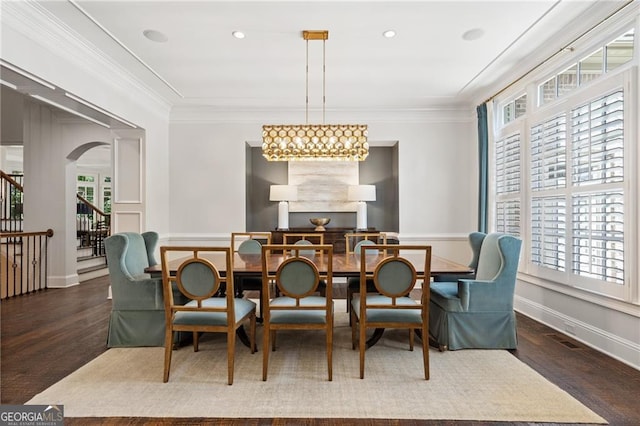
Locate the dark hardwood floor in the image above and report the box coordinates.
[2,276,639,425]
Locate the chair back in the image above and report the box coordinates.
[361,244,431,302]
[292,239,317,257]
[354,238,376,254]
[105,231,158,279]
[475,233,521,281]
[262,244,333,303]
[283,233,324,245]
[277,256,321,298]
[283,233,324,256]
[231,232,271,253]
[468,232,487,270]
[160,246,235,313]
[345,232,387,254]
[237,239,262,254]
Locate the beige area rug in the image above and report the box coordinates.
[28,301,605,423]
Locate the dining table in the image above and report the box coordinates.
[149,251,471,278]
[148,250,472,349]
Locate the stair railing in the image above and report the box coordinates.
[76,194,111,257]
[1,229,54,299]
[1,171,24,234]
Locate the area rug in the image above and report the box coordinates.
[27,301,606,423]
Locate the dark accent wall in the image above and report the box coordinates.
[247,145,399,232]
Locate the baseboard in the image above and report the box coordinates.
[515,295,640,371]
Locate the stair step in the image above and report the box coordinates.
[78,266,108,282]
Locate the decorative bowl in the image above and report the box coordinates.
[310,217,330,231]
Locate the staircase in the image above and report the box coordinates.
[77,244,109,281]
[1,170,110,284]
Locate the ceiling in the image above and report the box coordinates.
[20,0,625,116]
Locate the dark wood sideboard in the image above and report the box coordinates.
[271,227,383,253]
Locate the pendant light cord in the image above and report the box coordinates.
[304,31,328,125]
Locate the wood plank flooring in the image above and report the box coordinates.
[2,275,639,425]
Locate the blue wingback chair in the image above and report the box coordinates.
[105,231,170,347]
[429,233,522,351]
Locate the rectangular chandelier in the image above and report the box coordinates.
[262,124,369,161]
[262,30,369,161]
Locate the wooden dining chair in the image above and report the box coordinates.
[231,232,271,320]
[345,232,388,314]
[282,233,324,245]
[261,243,334,381]
[350,244,431,379]
[160,246,257,385]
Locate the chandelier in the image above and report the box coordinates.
[262,30,369,161]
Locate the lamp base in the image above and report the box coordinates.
[277,201,290,230]
[355,201,368,231]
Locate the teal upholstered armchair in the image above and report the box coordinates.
[429,233,522,351]
[105,231,168,347]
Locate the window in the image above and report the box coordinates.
[495,133,521,195]
[502,93,527,125]
[531,196,566,271]
[580,48,604,85]
[538,29,634,106]
[606,29,635,71]
[531,114,567,191]
[495,132,521,236]
[570,91,625,285]
[525,85,628,297]
[530,114,568,271]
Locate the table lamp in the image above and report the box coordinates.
[270,185,298,230]
[348,185,376,230]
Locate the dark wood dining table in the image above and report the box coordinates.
[148,251,472,349]
[148,251,471,278]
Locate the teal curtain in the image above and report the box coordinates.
[477,103,488,233]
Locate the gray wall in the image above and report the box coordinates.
[247,145,399,232]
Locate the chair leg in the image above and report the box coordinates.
[409,328,414,351]
[359,321,366,379]
[421,325,430,380]
[327,324,333,381]
[227,329,235,385]
[350,310,357,350]
[193,331,199,352]
[249,313,257,354]
[257,290,264,323]
[163,329,173,383]
[262,323,270,381]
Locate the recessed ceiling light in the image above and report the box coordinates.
[382,30,396,38]
[143,29,168,43]
[462,28,484,41]
[232,31,245,39]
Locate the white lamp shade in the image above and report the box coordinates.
[347,185,376,202]
[270,185,298,201]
